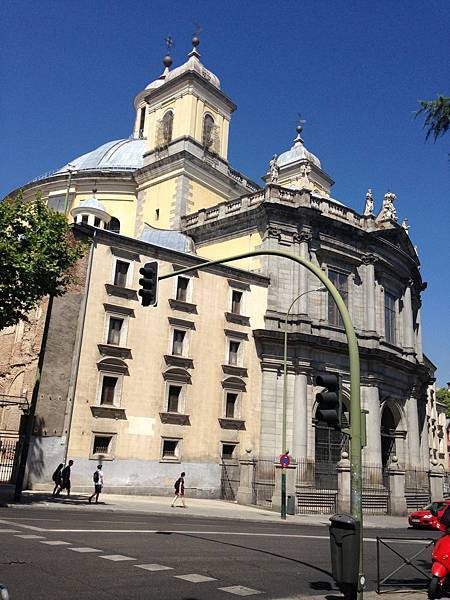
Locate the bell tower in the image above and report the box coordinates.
[133,36,259,233]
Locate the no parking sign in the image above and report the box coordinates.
[279,453,291,468]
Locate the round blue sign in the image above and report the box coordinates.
[279,453,291,467]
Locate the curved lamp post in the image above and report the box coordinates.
[281,286,326,520]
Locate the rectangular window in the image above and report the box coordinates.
[228,341,240,365]
[225,392,238,418]
[172,330,186,356]
[167,385,182,413]
[162,439,179,460]
[328,269,348,327]
[81,215,89,224]
[139,106,146,137]
[93,435,112,455]
[384,291,396,344]
[222,443,237,459]
[155,208,160,221]
[107,317,123,345]
[114,260,129,287]
[231,290,243,315]
[94,217,101,228]
[176,277,189,302]
[100,376,117,406]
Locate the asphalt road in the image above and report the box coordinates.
[0,506,439,599]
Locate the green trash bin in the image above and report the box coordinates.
[287,495,296,515]
[329,514,360,591]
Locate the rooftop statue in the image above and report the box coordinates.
[377,191,397,222]
[268,154,279,184]
[364,188,374,216]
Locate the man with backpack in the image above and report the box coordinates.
[88,465,104,504]
[171,471,186,508]
[55,460,74,497]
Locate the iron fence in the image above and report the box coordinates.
[0,437,19,483]
[362,463,390,514]
[252,457,275,508]
[376,536,434,593]
[296,457,338,514]
[220,460,240,501]
[405,467,431,510]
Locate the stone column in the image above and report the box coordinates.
[415,307,423,362]
[402,281,415,353]
[362,254,377,334]
[388,460,408,516]
[361,386,382,466]
[272,464,297,512]
[296,230,312,316]
[292,373,308,462]
[337,454,351,513]
[260,368,279,457]
[429,465,444,502]
[406,395,421,467]
[236,458,255,505]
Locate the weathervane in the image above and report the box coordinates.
[165,35,174,52]
[193,22,203,37]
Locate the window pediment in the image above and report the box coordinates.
[97,357,129,375]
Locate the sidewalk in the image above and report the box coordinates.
[1,486,412,529]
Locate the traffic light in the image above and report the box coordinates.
[315,373,341,429]
[139,261,159,307]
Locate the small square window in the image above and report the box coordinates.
[93,435,112,455]
[176,277,189,302]
[172,330,186,356]
[222,443,237,459]
[101,376,117,406]
[155,208,160,221]
[167,385,182,413]
[231,290,242,315]
[107,317,123,345]
[94,217,101,228]
[228,341,240,366]
[225,392,238,418]
[162,439,180,460]
[114,260,129,287]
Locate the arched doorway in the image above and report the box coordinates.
[381,404,397,469]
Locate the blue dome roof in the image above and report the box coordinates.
[140,224,196,254]
[57,138,145,174]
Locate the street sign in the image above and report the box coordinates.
[279,453,290,468]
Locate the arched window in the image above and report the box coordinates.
[106,217,120,234]
[202,114,215,149]
[162,111,173,145]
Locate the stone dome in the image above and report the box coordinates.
[277,138,321,169]
[57,138,145,174]
[77,197,107,212]
[164,52,220,89]
[140,223,196,254]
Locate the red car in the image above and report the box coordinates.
[408,501,450,529]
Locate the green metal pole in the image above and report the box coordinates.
[159,249,363,595]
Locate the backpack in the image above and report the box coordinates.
[51,468,60,483]
[93,470,99,483]
[174,477,181,492]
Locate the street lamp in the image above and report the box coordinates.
[281,286,327,520]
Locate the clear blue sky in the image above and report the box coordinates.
[1,1,449,385]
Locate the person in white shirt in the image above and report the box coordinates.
[88,465,104,504]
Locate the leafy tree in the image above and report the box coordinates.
[415,95,450,141]
[0,192,86,330]
[436,387,450,417]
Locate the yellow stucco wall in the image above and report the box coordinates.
[139,178,177,230]
[197,232,263,271]
[67,238,268,478]
[189,180,226,213]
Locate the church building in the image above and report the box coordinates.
[0,36,435,514]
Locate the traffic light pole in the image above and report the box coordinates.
[158,249,363,598]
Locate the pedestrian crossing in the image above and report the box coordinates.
[4,527,263,596]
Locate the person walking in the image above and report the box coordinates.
[171,471,186,508]
[51,463,64,497]
[55,460,73,497]
[88,465,104,504]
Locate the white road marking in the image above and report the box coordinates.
[218,586,262,596]
[0,529,20,533]
[135,564,173,571]
[15,534,46,539]
[41,540,70,545]
[68,547,102,553]
[100,554,136,562]
[175,574,217,583]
